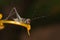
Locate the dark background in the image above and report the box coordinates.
[0,0,60,40]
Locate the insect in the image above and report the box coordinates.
[0,7,31,36]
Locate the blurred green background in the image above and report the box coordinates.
[0,0,60,18]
